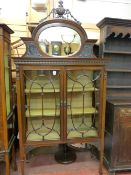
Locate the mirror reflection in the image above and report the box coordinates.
[38,26,81,56]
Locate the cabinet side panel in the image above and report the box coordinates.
[117,109,131,165]
[104,102,114,165]
[0,29,4,152]
[118,122,131,164]
[0,82,4,150]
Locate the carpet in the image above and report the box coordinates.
[22,152,108,175]
[12,151,131,175]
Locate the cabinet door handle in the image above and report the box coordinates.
[64,101,71,108]
[67,104,71,108]
[56,101,71,108]
[63,101,67,107]
[56,101,63,108]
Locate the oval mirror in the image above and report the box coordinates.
[38,26,81,57]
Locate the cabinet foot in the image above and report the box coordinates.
[55,144,76,164]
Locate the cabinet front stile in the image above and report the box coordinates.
[98,69,107,175]
[0,36,10,175]
[58,68,65,142]
[16,67,25,175]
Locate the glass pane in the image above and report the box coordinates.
[67,70,101,139]
[7,113,15,143]
[24,70,61,141]
[4,41,11,116]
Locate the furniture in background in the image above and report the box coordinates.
[97,17,131,100]
[14,14,106,175]
[105,100,131,174]
[0,24,17,175]
[97,17,131,174]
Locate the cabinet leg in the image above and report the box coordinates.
[99,167,103,175]
[11,145,17,171]
[5,154,10,175]
[0,161,6,175]
[55,144,76,164]
[19,159,25,175]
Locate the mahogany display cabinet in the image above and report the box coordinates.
[0,24,17,175]
[14,18,106,175]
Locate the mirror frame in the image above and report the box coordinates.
[32,19,88,57]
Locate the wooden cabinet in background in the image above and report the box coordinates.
[105,100,131,174]
[97,18,131,174]
[0,24,17,175]
[97,17,131,100]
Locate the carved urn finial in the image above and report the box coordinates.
[40,0,81,24]
[56,0,65,17]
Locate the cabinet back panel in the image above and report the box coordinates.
[105,39,131,52]
[105,55,131,69]
[107,89,131,99]
[107,72,131,86]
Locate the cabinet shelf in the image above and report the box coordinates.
[107,69,131,73]
[107,91,131,99]
[25,87,99,93]
[26,107,98,117]
[107,85,131,89]
[25,88,60,93]
[104,50,131,55]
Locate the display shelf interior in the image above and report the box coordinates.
[25,107,98,117]
[26,131,60,141]
[26,114,99,141]
[25,87,99,93]
[26,129,98,141]
[67,128,98,138]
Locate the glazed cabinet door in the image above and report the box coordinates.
[21,67,105,143]
[65,68,103,140]
[23,68,64,142]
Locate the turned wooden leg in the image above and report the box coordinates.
[17,158,25,175]
[11,145,17,171]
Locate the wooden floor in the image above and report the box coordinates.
[10,146,131,175]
